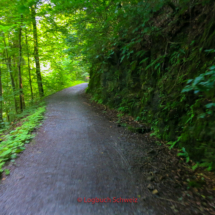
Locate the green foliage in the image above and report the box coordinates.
[0,0,88,129]
[177,147,190,163]
[182,64,215,95]
[188,179,206,188]
[167,137,182,150]
[4,168,10,175]
[0,104,46,174]
[80,0,215,171]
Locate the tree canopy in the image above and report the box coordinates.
[0,0,88,126]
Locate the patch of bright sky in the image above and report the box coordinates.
[41,62,51,74]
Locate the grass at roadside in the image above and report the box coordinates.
[0,103,46,175]
[44,80,88,97]
[0,82,87,176]
[71,80,87,86]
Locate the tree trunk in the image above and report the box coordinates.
[18,14,25,112]
[25,28,34,102]
[0,65,4,128]
[31,5,44,98]
[3,34,18,113]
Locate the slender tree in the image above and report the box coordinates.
[18,14,25,112]
[0,64,4,128]
[3,34,18,113]
[25,28,34,102]
[31,5,44,97]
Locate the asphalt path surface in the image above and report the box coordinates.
[0,84,153,215]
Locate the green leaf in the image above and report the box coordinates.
[11,154,17,159]
[205,103,215,108]
[192,75,205,86]
[139,57,148,65]
[5,169,10,175]
[181,86,193,93]
[205,49,215,53]
[0,149,12,158]
[186,79,193,84]
[199,162,212,167]
[209,65,215,70]
[120,55,125,63]
[198,113,206,119]
[192,163,199,170]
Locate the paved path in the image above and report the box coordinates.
[0,84,151,215]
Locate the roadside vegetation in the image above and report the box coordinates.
[0,103,45,175]
[0,0,88,174]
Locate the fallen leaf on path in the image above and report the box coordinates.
[147,176,154,181]
[152,189,158,195]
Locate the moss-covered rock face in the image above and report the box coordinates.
[87,0,215,171]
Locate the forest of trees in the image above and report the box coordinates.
[0,0,88,127]
[1,0,215,171]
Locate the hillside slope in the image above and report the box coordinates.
[87,0,215,170]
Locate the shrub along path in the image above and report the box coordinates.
[0,83,214,215]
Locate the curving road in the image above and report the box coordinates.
[0,84,152,215]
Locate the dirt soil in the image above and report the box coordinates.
[0,83,214,215]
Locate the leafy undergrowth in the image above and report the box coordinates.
[86,0,215,171]
[0,104,46,175]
